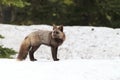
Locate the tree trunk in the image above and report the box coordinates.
[1,6,12,24]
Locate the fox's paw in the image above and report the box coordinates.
[30,59,37,61]
[54,58,59,61]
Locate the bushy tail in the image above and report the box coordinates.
[17,37,31,61]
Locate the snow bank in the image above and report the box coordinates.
[0,24,120,60]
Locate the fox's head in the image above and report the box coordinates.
[51,24,65,41]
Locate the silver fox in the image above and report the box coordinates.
[17,25,65,61]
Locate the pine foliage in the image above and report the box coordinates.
[0,0,120,28]
[0,35,16,58]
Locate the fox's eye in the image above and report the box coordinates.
[54,31,59,34]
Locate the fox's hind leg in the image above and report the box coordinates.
[29,45,40,61]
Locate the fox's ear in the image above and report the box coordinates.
[58,25,63,32]
[53,24,57,30]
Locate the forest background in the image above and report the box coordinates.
[0,0,120,28]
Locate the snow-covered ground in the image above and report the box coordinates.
[0,59,120,80]
[1,24,120,59]
[0,24,120,80]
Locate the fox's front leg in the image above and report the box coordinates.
[51,47,59,61]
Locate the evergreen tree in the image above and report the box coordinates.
[0,35,16,58]
[0,0,30,23]
[0,0,120,28]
